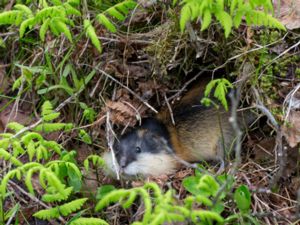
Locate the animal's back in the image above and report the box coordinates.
[167,104,235,162]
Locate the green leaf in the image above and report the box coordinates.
[96,185,116,201]
[215,10,233,38]
[33,207,60,220]
[180,5,191,32]
[84,19,102,53]
[106,7,125,21]
[19,17,36,37]
[97,14,117,33]
[201,9,211,31]
[234,185,251,213]
[12,76,23,91]
[79,129,92,144]
[14,4,33,16]
[59,198,88,216]
[70,218,109,225]
[67,167,82,192]
[0,10,22,25]
[40,18,50,41]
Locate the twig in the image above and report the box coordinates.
[283,83,300,121]
[251,87,285,188]
[259,39,300,79]
[163,93,175,125]
[95,68,158,113]
[167,70,206,102]
[106,111,120,180]
[213,32,289,74]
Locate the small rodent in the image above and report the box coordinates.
[103,84,254,178]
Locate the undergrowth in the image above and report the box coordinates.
[0,0,296,224]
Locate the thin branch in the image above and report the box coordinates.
[95,68,158,113]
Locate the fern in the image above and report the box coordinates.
[78,129,92,144]
[41,100,60,121]
[6,122,25,132]
[0,2,80,41]
[33,198,87,219]
[42,187,73,202]
[96,14,117,33]
[203,78,233,111]
[0,149,23,166]
[84,19,102,53]
[83,155,105,171]
[96,0,136,31]
[178,0,286,37]
[94,179,238,224]
[33,207,60,220]
[70,218,109,225]
[59,198,88,216]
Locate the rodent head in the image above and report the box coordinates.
[103,118,178,178]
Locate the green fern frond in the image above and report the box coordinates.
[52,17,73,41]
[35,6,66,23]
[63,2,81,16]
[12,140,25,156]
[180,5,191,32]
[14,4,33,17]
[51,0,63,6]
[42,140,62,155]
[70,218,109,225]
[79,129,92,144]
[7,122,25,132]
[19,17,36,37]
[0,138,10,150]
[106,7,125,21]
[95,189,130,211]
[21,132,43,145]
[27,140,36,161]
[34,123,66,133]
[25,168,37,195]
[59,198,88,216]
[96,0,137,33]
[84,19,102,53]
[36,145,49,161]
[0,10,23,25]
[0,169,22,196]
[33,207,60,220]
[121,191,137,208]
[0,148,23,166]
[42,186,73,202]
[191,210,224,223]
[96,14,117,33]
[178,0,285,37]
[39,18,50,41]
[215,10,232,37]
[67,0,81,6]
[46,171,67,197]
[12,76,23,90]
[204,78,233,111]
[201,9,212,31]
[84,155,105,171]
[41,101,54,117]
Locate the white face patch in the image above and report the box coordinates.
[102,152,120,178]
[124,152,178,177]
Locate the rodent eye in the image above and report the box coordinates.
[135,146,141,153]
